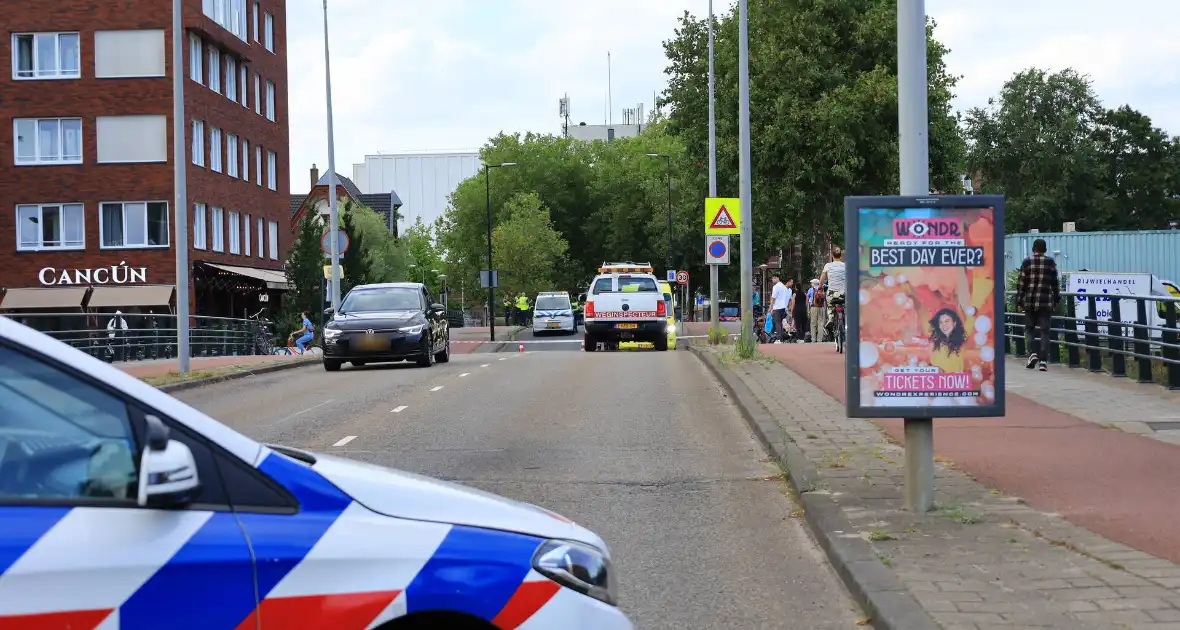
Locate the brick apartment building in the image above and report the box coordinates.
[0,0,290,330]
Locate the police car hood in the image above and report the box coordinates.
[310,453,608,552]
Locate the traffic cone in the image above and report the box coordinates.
[580,338,585,351]
[518,342,525,353]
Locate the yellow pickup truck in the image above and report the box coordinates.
[620,280,678,351]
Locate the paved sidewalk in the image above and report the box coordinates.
[709,343,1180,629]
[117,354,316,379]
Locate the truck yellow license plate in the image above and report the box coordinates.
[614,323,638,329]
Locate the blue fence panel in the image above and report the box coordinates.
[1003,230,1180,281]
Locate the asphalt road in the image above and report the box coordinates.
[511,326,585,352]
[172,351,862,628]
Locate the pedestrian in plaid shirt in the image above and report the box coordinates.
[1016,238,1060,371]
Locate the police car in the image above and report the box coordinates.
[531,291,577,335]
[583,263,669,352]
[0,317,632,629]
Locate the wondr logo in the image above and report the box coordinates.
[892,218,961,239]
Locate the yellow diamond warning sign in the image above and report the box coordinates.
[704,197,741,235]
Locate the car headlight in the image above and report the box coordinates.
[323,327,343,339]
[398,323,425,334]
[532,539,617,606]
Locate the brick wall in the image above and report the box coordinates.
[0,0,290,312]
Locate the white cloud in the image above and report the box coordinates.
[286,1,1180,193]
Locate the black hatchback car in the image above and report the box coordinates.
[320,282,450,371]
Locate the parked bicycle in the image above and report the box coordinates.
[248,308,276,355]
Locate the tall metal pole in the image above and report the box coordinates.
[665,159,673,273]
[898,0,933,512]
[172,0,191,374]
[485,165,495,342]
[737,0,753,341]
[707,0,719,333]
[323,0,340,311]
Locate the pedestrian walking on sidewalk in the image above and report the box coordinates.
[769,275,790,343]
[807,279,824,343]
[1016,238,1060,371]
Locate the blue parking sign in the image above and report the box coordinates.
[666,270,677,282]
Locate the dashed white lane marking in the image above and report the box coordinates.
[270,399,335,426]
[480,364,490,368]
[459,373,470,377]
[333,435,356,447]
[392,405,408,413]
[430,386,444,392]
[498,357,508,361]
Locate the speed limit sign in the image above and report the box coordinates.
[675,270,689,285]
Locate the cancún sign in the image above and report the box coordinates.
[39,262,148,286]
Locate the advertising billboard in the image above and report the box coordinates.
[844,195,1006,419]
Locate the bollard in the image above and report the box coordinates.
[580,338,585,351]
[518,342,524,353]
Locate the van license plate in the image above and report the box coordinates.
[546,321,561,328]
[615,323,638,329]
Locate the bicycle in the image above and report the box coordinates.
[823,285,846,354]
[248,309,276,355]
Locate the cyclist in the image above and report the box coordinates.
[289,311,315,354]
[818,247,846,345]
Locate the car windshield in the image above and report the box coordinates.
[340,288,421,313]
[614,276,658,292]
[535,296,570,310]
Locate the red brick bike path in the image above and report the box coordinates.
[760,342,1180,564]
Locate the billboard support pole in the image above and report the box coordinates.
[898,0,933,512]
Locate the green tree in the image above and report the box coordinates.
[339,201,371,294]
[492,192,569,297]
[280,211,326,334]
[401,217,445,294]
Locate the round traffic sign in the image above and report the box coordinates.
[321,229,350,255]
[676,270,689,284]
[708,240,727,259]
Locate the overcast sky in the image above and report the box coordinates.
[285,0,1180,194]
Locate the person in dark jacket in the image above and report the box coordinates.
[1016,238,1060,371]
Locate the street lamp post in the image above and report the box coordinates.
[171,0,191,374]
[437,273,448,311]
[646,153,673,274]
[707,0,719,334]
[737,0,754,344]
[484,162,517,341]
[322,0,341,312]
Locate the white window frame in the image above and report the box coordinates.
[240,139,249,180]
[264,12,274,52]
[244,214,252,256]
[98,201,170,249]
[12,32,81,80]
[191,120,205,166]
[267,220,278,260]
[266,151,277,190]
[253,73,261,114]
[239,65,248,107]
[194,202,207,249]
[255,146,262,185]
[188,34,203,84]
[203,0,247,41]
[257,217,264,257]
[225,57,237,101]
[253,2,260,41]
[228,210,241,254]
[13,117,83,166]
[226,134,239,177]
[209,127,222,172]
[207,45,220,93]
[16,203,85,251]
[265,80,275,122]
[211,206,225,252]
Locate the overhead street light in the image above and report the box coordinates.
[646,153,673,273]
[485,161,517,342]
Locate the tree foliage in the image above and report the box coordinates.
[491,192,569,297]
[339,202,371,295]
[280,211,328,333]
[966,68,1180,233]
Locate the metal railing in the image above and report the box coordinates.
[1003,291,1180,389]
[3,312,283,363]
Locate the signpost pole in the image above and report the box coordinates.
[707,0,719,334]
[737,0,753,342]
[898,0,934,512]
[322,0,341,312]
[171,0,190,374]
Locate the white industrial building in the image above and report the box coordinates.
[565,123,641,142]
[351,151,483,234]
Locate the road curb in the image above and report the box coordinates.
[689,346,939,630]
[155,358,320,394]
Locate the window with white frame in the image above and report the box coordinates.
[188,34,203,84]
[202,0,247,41]
[265,80,275,121]
[207,45,220,93]
[255,146,262,185]
[225,57,237,101]
[226,134,239,177]
[194,202,207,249]
[266,151,277,190]
[228,210,241,254]
[244,214,251,256]
[264,12,274,52]
[13,32,80,80]
[14,118,82,165]
[253,73,261,114]
[239,65,248,107]
[240,139,249,180]
[16,203,84,251]
[100,201,169,248]
[211,206,224,251]
[209,127,222,172]
[253,2,260,41]
[256,217,264,257]
[267,220,278,260]
[191,120,205,166]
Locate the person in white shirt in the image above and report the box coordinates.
[769,274,791,343]
[818,247,847,332]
